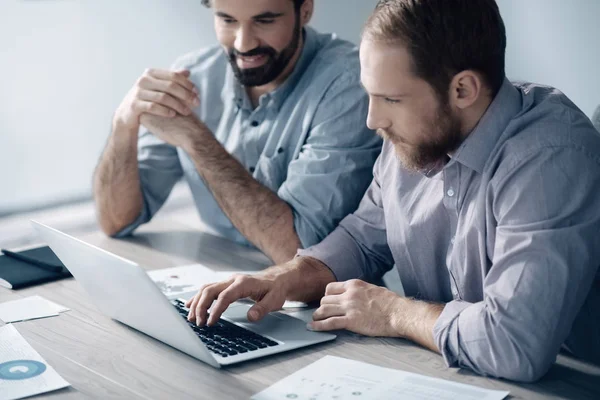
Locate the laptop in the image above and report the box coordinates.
[31,221,336,368]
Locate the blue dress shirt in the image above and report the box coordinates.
[117,27,382,247]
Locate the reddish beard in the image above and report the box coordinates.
[379,102,462,173]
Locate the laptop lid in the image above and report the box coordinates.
[30,220,220,368]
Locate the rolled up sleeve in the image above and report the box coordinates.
[113,129,183,237]
[433,147,600,382]
[298,150,395,283]
[277,69,382,248]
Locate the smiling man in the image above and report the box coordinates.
[93,0,381,263]
[185,0,600,382]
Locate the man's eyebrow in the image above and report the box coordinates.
[360,82,407,98]
[215,11,284,20]
[215,11,234,18]
[359,82,407,98]
[253,12,284,19]
[372,93,408,98]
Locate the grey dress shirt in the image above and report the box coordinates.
[117,27,382,247]
[299,79,600,382]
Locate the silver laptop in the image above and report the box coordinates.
[31,221,336,368]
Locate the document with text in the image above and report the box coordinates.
[0,324,70,400]
[252,355,509,400]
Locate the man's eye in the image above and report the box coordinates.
[223,18,236,24]
[385,98,400,104]
[256,19,275,24]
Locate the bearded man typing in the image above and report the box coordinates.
[186,0,600,382]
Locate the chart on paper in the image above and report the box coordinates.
[0,324,70,400]
[252,356,509,400]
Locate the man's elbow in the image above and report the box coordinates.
[97,218,127,238]
[95,208,138,238]
[474,343,555,383]
[94,198,143,238]
[493,358,552,383]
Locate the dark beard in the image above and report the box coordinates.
[226,15,302,87]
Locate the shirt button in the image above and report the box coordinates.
[250,121,259,127]
[450,236,455,244]
[277,147,284,154]
[447,188,455,197]
[249,166,255,173]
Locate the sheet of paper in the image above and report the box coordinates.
[252,356,509,400]
[0,297,59,323]
[147,264,220,298]
[29,296,70,314]
[148,265,308,308]
[0,324,70,400]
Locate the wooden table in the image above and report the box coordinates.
[1,220,600,399]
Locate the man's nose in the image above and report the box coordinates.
[366,101,391,131]
[234,25,259,54]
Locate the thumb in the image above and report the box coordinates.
[174,69,191,77]
[248,290,285,322]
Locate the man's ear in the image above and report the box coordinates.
[300,0,314,26]
[448,70,484,110]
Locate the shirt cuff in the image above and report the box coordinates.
[432,300,472,367]
[296,226,365,282]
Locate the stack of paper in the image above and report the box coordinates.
[0,296,70,324]
[252,356,509,400]
[0,324,70,400]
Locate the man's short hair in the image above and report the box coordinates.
[201,0,306,9]
[363,0,507,100]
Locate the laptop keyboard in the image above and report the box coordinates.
[172,299,279,358]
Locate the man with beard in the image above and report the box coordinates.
[185,0,600,383]
[94,0,381,264]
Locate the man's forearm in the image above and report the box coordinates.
[185,129,302,264]
[393,298,444,353]
[93,120,143,236]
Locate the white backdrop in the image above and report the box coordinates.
[497,0,600,118]
[0,0,378,214]
[0,0,598,214]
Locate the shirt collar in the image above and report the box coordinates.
[224,26,319,112]
[450,78,522,174]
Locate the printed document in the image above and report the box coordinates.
[252,355,509,400]
[0,296,59,323]
[0,324,70,400]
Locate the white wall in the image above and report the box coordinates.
[498,0,600,117]
[0,0,378,215]
[1,0,599,214]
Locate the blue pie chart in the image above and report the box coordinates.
[0,360,46,380]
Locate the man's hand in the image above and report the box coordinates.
[114,68,200,132]
[185,272,292,327]
[139,112,210,151]
[309,279,405,337]
[310,279,444,352]
[185,257,336,327]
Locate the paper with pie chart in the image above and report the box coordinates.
[252,356,509,400]
[0,324,70,400]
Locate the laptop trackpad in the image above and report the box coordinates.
[222,303,311,341]
[222,303,282,325]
